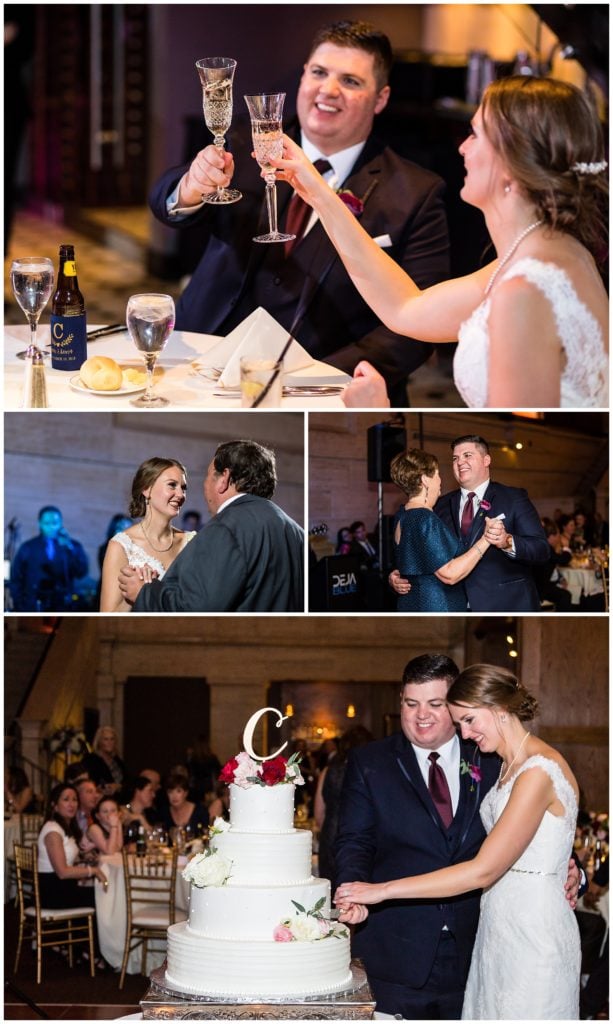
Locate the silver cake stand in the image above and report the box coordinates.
[141,960,375,1019]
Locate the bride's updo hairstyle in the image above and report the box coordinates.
[390,449,438,499]
[481,76,608,261]
[447,663,539,722]
[129,457,187,518]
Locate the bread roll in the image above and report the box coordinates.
[80,356,123,391]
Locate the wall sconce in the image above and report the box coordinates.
[508,649,518,659]
[506,635,514,645]
[346,704,356,719]
[284,704,294,718]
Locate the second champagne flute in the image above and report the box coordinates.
[126,293,175,408]
[244,93,295,244]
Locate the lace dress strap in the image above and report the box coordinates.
[513,754,578,821]
[110,532,167,577]
[501,258,608,406]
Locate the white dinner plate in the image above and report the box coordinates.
[69,374,147,396]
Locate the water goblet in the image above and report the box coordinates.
[244,93,295,243]
[126,293,175,407]
[196,57,242,205]
[11,256,54,360]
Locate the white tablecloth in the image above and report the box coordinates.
[558,566,604,606]
[4,814,21,901]
[4,325,347,410]
[96,852,189,974]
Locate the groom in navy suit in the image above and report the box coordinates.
[391,435,549,611]
[334,654,499,1019]
[149,21,450,406]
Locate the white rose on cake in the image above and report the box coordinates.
[210,816,231,835]
[183,848,232,888]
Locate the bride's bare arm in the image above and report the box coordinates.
[488,278,562,406]
[336,768,555,905]
[99,542,130,612]
[275,136,493,343]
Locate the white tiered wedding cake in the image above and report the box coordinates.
[165,709,352,999]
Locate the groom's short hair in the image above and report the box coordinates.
[450,435,490,455]
[402,653,460,690]
[213,440,277,499]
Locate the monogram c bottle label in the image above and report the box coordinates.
[50,313,88,371]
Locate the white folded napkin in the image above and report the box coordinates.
[200,308,314,388]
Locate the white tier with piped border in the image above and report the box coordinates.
[165,921,353,998]
[187,875,330,939]
[213,827,312,884]
[229,781,294,832]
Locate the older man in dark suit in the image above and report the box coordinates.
[119,440,304,612]
[149,21,450,406]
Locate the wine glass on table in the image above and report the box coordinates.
[126,293,175,408]
[244,93,295,244]
[196,57,242,205]
[10,257,54,360]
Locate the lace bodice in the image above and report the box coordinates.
[110,530,196,579]
[454,258,608,408]
[480,755,578,876]
[462,754,580,1019]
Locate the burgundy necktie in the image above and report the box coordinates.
[428,752,453,829]
[284,158,332,255]
[460,492,476,539]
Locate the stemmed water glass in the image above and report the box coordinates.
[126,293,175,407]
[10,256,54,359]
[244,93,295,244]
[196,57,242,205]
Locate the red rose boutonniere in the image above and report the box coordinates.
[460,759,482,791]
[479,499,492,512]
[337,189,364,217]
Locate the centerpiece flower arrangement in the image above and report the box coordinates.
[273,897,348,943]
[218,750,304,789]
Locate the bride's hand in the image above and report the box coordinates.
[268,135,332,208]
[335,880,387,906]
[139,565,160,585]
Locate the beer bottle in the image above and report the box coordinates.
[50,244,87,371]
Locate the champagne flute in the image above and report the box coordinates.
[244,93,295,243]
[196,57,242,205]
[11,256,54,360]
[126,293,175,407]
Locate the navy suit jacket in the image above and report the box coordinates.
[149,121,450,393]
[133,494,304,612]
[434,481,549,612]
[335,731,500,990]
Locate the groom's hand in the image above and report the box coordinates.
[389,569,411,594]
[564,857,581,908]
[484,517,512,549]
[338,902,369,925]
[118,565,145,604]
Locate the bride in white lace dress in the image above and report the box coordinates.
[336,665,581,1020]
[99,458,196,612]
[275,76,608,408]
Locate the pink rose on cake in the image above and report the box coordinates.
[232,751,261,789]
[272,923,295,943]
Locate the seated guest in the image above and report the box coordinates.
[335,527,353,556]
[37,783,106,908]
[557,514,576,552]
[207,781,230,824]
[138,766,165,819]
[75,779,99,834]
[120,775,158,839]
[86,796,124,855]
[5,765,34,813]
[160,773,209,839]
[535,517,573,612]
[185,739,221,804]
[64,762,90,787]
[82,726,127,795]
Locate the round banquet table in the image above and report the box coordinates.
[4,325,347,410]
[558,565,604,606]
[96,852,189,974]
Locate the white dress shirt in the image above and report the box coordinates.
[411,732,461,815]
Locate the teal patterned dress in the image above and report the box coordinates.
[395,507,467,612]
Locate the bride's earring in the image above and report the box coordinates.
[504,183,511,195]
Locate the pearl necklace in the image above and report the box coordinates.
[499,730,530,785]
[140,518,175,552]
[485,220,543,295]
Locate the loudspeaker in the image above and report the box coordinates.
[367,424,407,482]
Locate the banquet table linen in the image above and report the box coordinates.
[96,852,189,974]
[558,567,604,606]
[4,325,347,410]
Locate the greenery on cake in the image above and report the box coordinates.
[273,897,349,942]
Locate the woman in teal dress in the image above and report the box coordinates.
[390,449,492,612]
